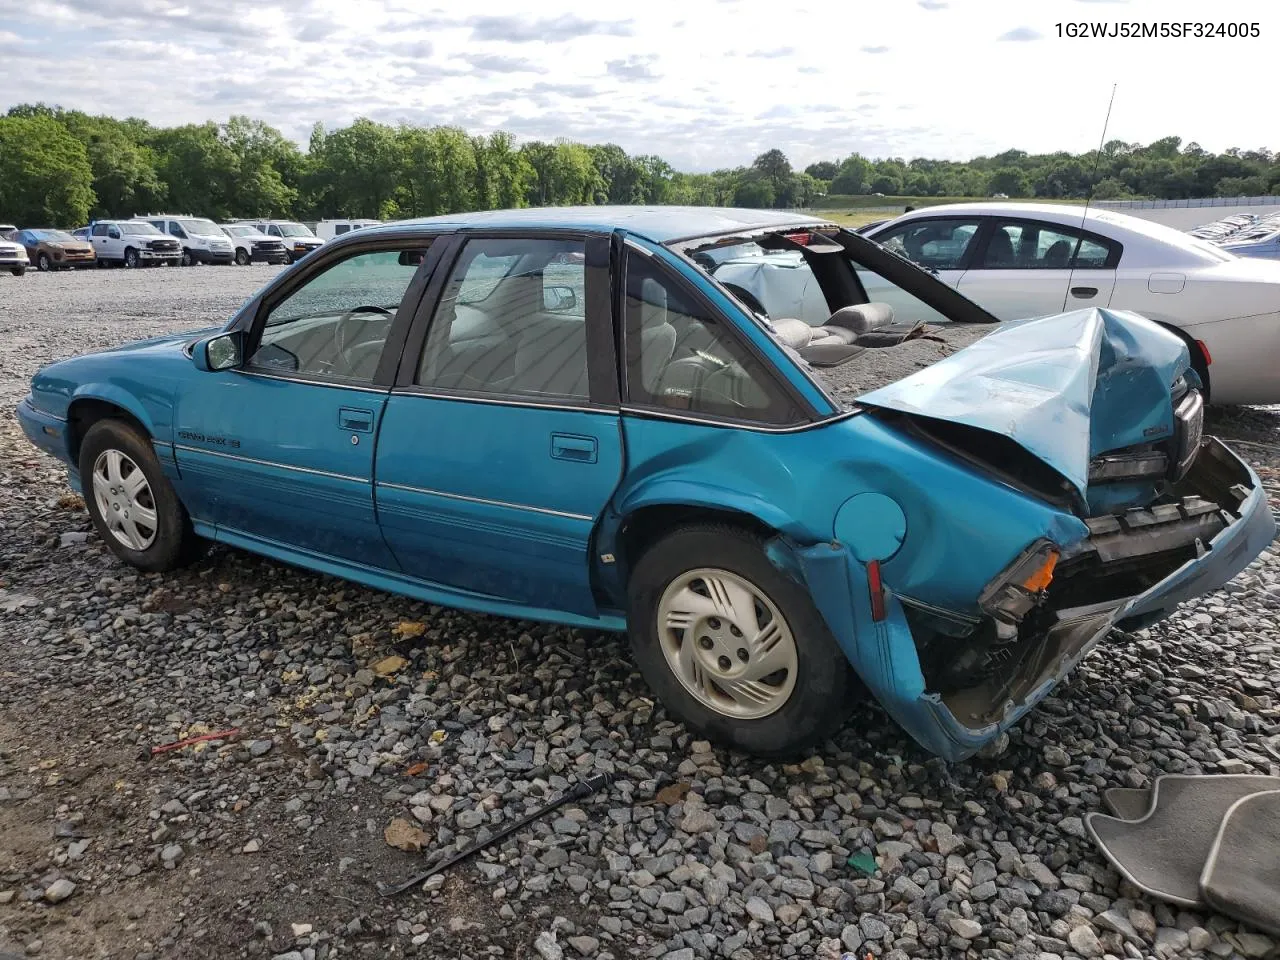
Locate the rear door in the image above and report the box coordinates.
[957,217,1119,320]
[374,233,622,618]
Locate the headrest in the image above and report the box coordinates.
[826,302,894,335]
[769,317,813,349]
[639,277,668,331]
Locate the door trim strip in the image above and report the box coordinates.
[173,444,369,484]
[375,480,593,521]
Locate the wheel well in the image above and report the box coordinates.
[1155,322,1211,399]
[617,504,775,575]
[66,400,149,464]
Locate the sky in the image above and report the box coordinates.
[0,0,1276,171]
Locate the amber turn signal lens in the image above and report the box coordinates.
[1021,550,1058,592]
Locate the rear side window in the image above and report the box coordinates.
[335,224,350,235]
[623,249,803,426]
[980,219,1121,270]
[416,237,590,401]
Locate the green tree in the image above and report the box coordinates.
[804,160,838,181]
[0,114,96,225]
[987,168,1030,197]
[830,154,871,194]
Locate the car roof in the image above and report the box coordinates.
[356,206,827,244]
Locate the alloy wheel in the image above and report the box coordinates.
[656,567,798,719]
[91,448,158,550]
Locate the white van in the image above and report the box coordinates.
[141,215,236,266]
[315,219,382,241]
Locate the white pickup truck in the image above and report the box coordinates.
[88,220,183,267]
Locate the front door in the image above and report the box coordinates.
[867,216,982,322]
[174,243,433,568]
[374,234,623,617]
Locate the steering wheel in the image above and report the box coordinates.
[333,305,393,355]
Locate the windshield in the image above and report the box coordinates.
[123,222,163,236]
[179,218,222,236]
[33,230,76,242]
[278,223,315,238]
[223,225,255,237]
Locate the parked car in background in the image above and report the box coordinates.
[220,224,289,265]
[16,228,96,270]
[853,202,1280,405]
[87,220,182,268]
[0,224,18,240]
[233,219,322,263]
[316,218,382,241]
[15,207,1272,759]
[70,227,91,242]
[0,232,29,275]
[142,215,235,266]
[1219,225,1280,260]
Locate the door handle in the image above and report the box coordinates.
[339,406,374,433]
[1070,286,1098,298]
[551,433,598,463]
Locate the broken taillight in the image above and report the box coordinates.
[867,559,887,621]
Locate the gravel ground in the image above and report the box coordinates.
[2,268,1279,960]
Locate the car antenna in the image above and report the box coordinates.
[1062,83,1117,313]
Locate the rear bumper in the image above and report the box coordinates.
[801,436,1274,761]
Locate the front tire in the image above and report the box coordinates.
[37,253,52,272]
[627,525,856,755]
[79,419,204,572]
[10,267,24,277]
[123,247,139,268]
[181,248,193,267]
[235,249,250,265]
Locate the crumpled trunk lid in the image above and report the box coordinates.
[855,307,1193,504]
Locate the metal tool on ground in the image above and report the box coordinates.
[376,772,616,897]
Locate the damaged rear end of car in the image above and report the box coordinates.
[822,309,1273,759]
[675,221,1274,760]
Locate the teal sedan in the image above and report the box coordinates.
[17,207,1273,758]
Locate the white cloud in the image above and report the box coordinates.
[0,0,1274,171]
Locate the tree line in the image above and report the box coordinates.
[2,103,1278,228]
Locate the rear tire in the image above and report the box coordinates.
[79,419,205,573]
[627,524,855,755]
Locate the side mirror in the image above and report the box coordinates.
[398,250,426,267]
[544,285,577,312]
[192,331,245,372]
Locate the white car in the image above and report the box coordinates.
[0,229,29,276]
[141,215,236,266]
[865,203,1280,404]
[87,220,183,268]
[219,224,289,265]
[719,202,1280,405]
[315,218,382,241]
[233,219,323,263]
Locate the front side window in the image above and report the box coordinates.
[875,218,981,271]
[167,222,185,238]
[415,237,589,400]
[248,247,427,382]
[92,223,109,237]
[980,219,1119,269]
[624,250,802,425]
